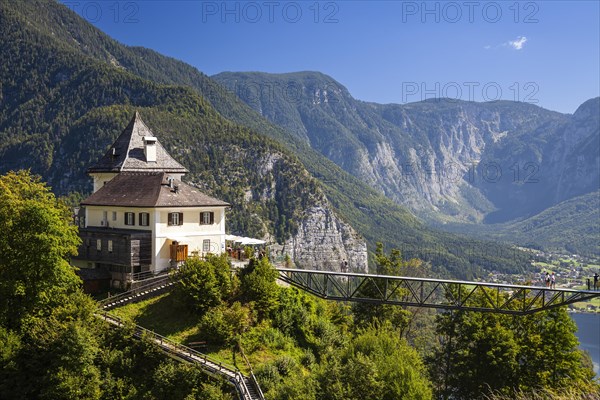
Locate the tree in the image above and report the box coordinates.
[430,305,519,399]
[198,302,252,345]
[429,287,598,399]
[0,170,81,330]
[0,171,105,398]
[318,323,433,400]
[353,243,427,331]
[239,257,279,318]
[513,307,597,391]
[176,254,234,314]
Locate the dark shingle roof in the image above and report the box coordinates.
[87,112,188,174]
[81,172,230,208]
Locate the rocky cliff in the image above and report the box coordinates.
[250,153,368,272]
[282,204,368,272]
[213,72,599,225]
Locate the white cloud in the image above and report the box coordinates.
[484,45,491,50]
[507,36,528,50]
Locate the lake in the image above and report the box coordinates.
[572,312,600,377]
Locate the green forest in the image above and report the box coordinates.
[1,171,598,399]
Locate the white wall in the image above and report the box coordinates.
[153,207,226,272]
[85,205,226,274]
[86,206,154,230]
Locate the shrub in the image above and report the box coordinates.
[197,302,252,345]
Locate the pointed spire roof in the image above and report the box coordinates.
[87,112,188,174]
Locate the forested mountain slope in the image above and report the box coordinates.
[440,191,600,256]
[0,0,531,276]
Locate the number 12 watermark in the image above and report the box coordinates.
[201,1,340,23]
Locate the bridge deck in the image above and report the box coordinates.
[276,268,600,315]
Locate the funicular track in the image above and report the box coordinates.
[97,275,264,400]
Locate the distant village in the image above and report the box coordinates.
[486,247,600,312]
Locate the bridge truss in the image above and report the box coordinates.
[276,268,600,315]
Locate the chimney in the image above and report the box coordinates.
[143,136,157,162]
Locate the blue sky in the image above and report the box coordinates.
[63,1,599,113]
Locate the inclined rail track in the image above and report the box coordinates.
[98,275,264,400]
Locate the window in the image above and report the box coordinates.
[168,212,183,226]
[112,211,117,221]
[108,240,113,253]
[124,212,135,226]
[139,212,150,226]
[102,211,108,221]
[96,239,102,251]
[200,211,214,225]
[203,239,211,252]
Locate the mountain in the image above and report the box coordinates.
[504,191,600,256]
[0,0,532,278]
[212,72,600,226]
[440,191,600,257]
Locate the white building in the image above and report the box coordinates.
[73,112,229,289]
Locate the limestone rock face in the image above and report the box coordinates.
[214,72,599,225]
[283,204,368,273]
[247,152,368,273]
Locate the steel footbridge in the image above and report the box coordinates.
[276,268,600,315]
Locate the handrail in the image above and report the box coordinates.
[99,275,172,307]
[276,267,599,293]
[96,268,264,399]
[276,267,600,315]
[99,312,256,399]
[131,270,154,281]
[239,344,266,400]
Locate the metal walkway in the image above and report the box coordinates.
[276,268,600,315]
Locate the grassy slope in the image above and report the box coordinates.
[110,290,321,376]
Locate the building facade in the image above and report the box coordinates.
[73,112,229,289]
